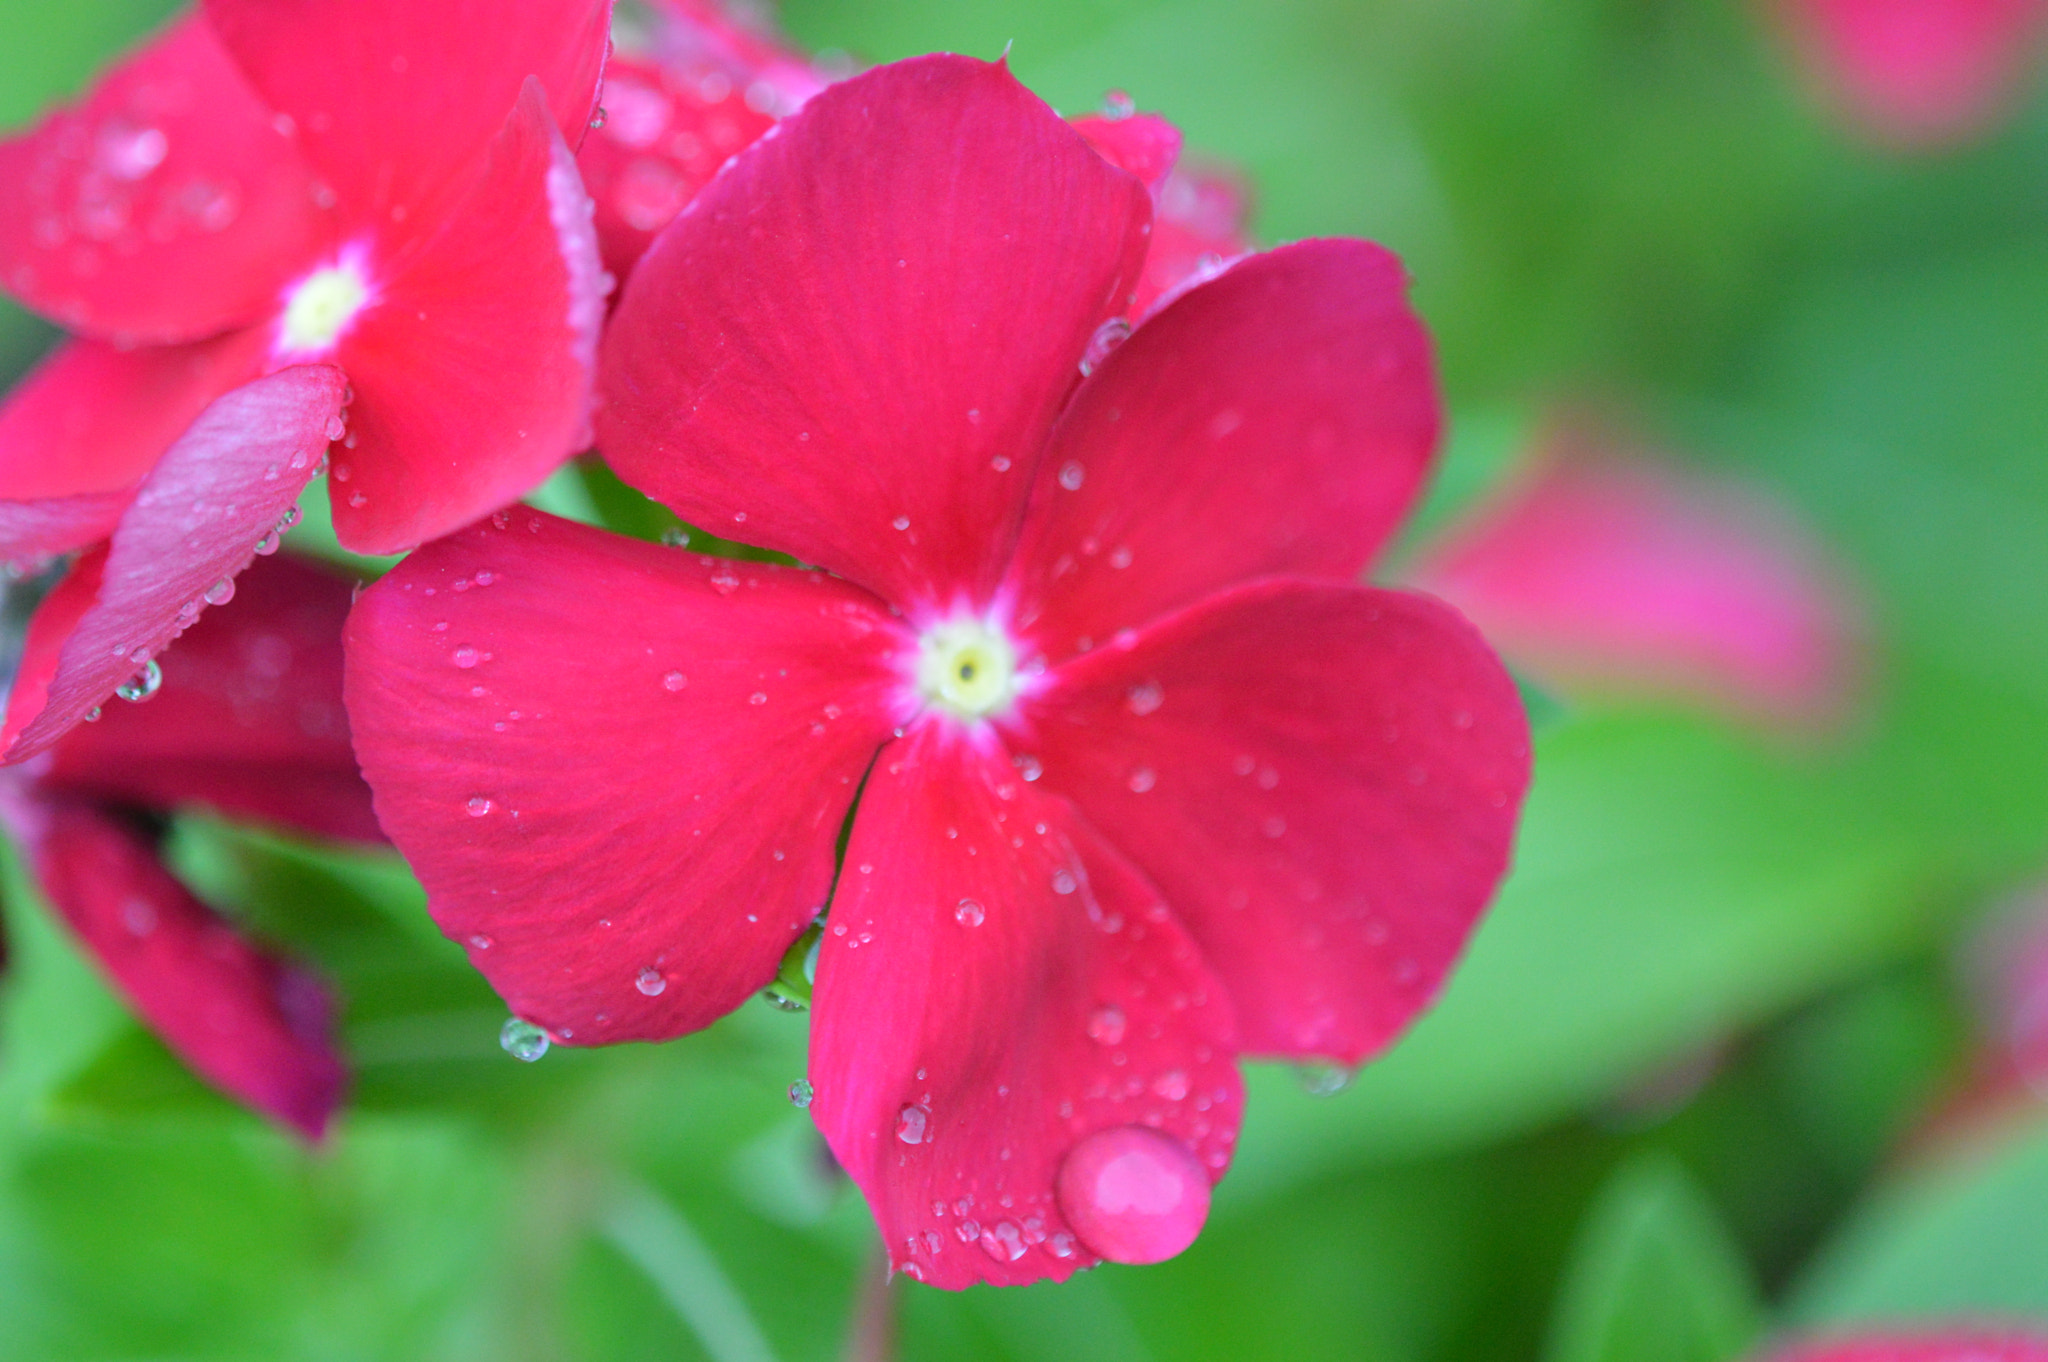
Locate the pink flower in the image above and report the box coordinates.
[0,0,614,754]
[0,0,612,555]
[1774,0,2048,148]
[1408,421,1864,728]
[1762,1331,2048,1361]
[343,55,1529,1287]
[0,551,374,1138]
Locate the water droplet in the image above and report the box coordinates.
[979,1221,1028,1262]
[1047,1231,1079,1259]
[891,515,910,531]
[500,1018,550,1062]
[789,1078,814,1108]
[1108,545,1133,569]
[896,1103,931,1145]
[1058,461,1086,491]
[1127,767,1155,794]
[1296,1064,1356,1097]
[635,967,667,996]
[276,506,302,533]
[1079,317,1132,375]
[1101,89,1137,119]
[955,898,985,927]
[1087,1005,1126,1045]
[1151,1070,1190,1101]
[83,706,102,723]
[589,105,607,130]
[452,646,481,669]
[990,454,1012,472]
[749,691,768,705]
[1126,681,1163,716]
[115,659,162,703]
[252,530,281,556]
[466,796,492,817]
[662,670,688,691]
[660,526,690,547]
[1055,1126,1210,1265]
[1013,753,1043,782]
[1052,869,1077,896]
[202,578,235,606]
[468,933,494,950]
[324,415,347,441]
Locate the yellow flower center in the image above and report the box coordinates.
[916,617,1019,721]
[278,262,370,355]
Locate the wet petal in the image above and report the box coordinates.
[5,793,346,1139]
[1023,579,1529,1063]
[809,723,1240,1288]
[1009,239,1440,662]
[324,81,605,555]
[597,54,1152,612]
[0,330,267,562]
[575,53,775,282]
[344,510,905,1044]
[0,365,345,763]
[0,13,327,343]
[203,0,610,228]
[46,552,377,844]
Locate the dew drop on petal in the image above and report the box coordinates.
[1296,1064,1357,1097]
[789,1079,814,1108]
[1058,460,1085,491]
[896,1103,931,1145]
[955,898,985,927]
[1126,681,1163,716]
[500,1018,550,1062]
[466,795,492,817]
[115,659,162,703]
[452,646,481,669]
[662,670,688,691]
[1055,1126,1210,1265]
[1079,317,1132,376]
[635,967,667,997]
[1127,767,1155,794]
[202,578,235,606]
[1052,869,1077,896]
[1087,1005,1126,1046]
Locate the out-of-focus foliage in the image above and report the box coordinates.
[4,0,2048,1357]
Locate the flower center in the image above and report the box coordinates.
[277,260,370,355]
[915,617,1020,721]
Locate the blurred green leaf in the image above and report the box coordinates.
[1230,710,1951,1186]
[1545,1153,1763,1362]
[1791,1113,2048,1324]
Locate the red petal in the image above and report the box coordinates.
[0,13,326,344]
[0,546,107,758]
[1008,240,1440,662]
[6,793,346,1138]
[1134,164,1253,319]
[1408,444,1863,726]
[343,510,905,1044]
[1766,1334,2048,1362]
[1070,112,1183,192]
[1021,580,1529,1063]
[808,722,1240,1289]
[44,552,377,843]
[323,82,604,555]
[0,366,346,764]
[202,0,610,228]
[576,54,775,281]
[597,54,1152,612]
[1778,0,2048,147]
[0,330,267,561]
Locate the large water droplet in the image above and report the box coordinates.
[1055,1126,1210,1265]
[1296,1063,1357,1097]
[955,898,985,927]
[500,1018,550,1062]
[202,578,235,606]
[115,659,162,703]
[466,796,492,817]
[635,967,667,996]
[896,1103,931,1145]
[1079,317,1132,376]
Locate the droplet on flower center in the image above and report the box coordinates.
[277,258,372,356]
[915,616,1021,721]
[1055,1125,1210,1265]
